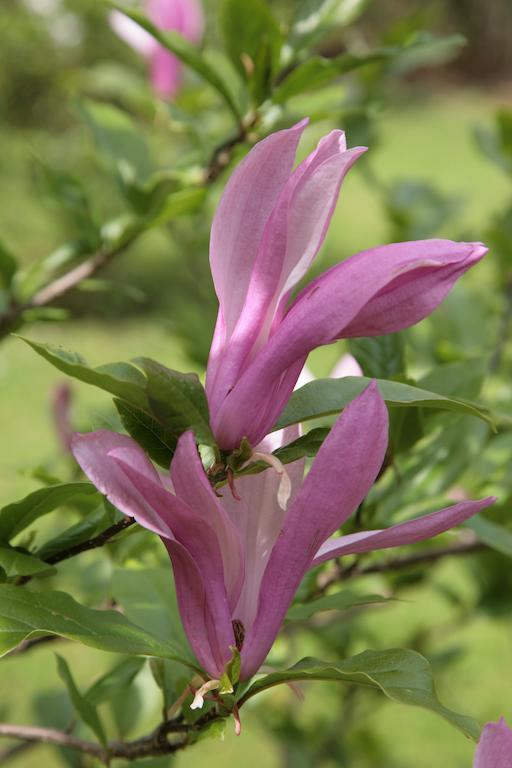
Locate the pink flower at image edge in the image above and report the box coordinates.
[110,0,203,98]
[474,719,512,767]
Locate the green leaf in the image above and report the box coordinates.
[85,657,145,706]
[36,162,99,248]
[79,100,151,181]
[0,546,54,578]
[288,0,369,52]
[276,377,494,430]
[109,3,241,120]
[0,239,18,288]
[238,649,479,740]
[34,504,118,561]
[273,51,384,103]
[146,187,207,228]
[114,398,176,468]
[219,646,241,695]
[417,359,486,403]
[0,482,97,542]
[20,338,149,410]
[219,0,282,104]
[286,591,393,622]
[0,585,198,669]
[111,567,193,662]
[56,654,107,746]
[466,515,512,558]
[135,357,215,447]
[348,334,405,379]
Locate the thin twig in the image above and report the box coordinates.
[315,534,483,595]
[14,517,135,587]
[0,116,258,339]
[0,711,223,764]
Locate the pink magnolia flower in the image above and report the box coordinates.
[206,120,488,450]
[474,718,512,767]
[72,383,494,681]
[110,0,203,98]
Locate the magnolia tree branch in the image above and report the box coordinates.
[0,123,257,340]
[15,517,135,587]
[0,711,222,764]
[315,532,483,595]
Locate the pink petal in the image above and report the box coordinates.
[220,425,305,633]
[206,121,308,405]
[207,131,365,416]
[71,430,233,677]
[474,718,512,768]
[150,47,183,98]
[240,382,388,678]
[212,239,487,448]
[110,455,235,673]
[71,431,174,538]
[312,497,496,567]
[171,431,245,611]
[109,10,157,57]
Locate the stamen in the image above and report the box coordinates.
[252,451,291,510]
[190,679,220,710]
[227,469,241,501]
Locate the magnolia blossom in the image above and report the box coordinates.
[206,120,488,450]
[474,718,512,767]
[110,0,203,97]
[72,383,494,682]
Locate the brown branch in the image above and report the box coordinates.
[0,711,223,764]
[315,533,483,595]
[14,517,136,587]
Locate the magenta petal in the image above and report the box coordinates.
[213,239,487,448]
[208,121,307,338]
[162,538,220,676]
[474,719,512,768]
[240,382,388,678]
[312,497,496,567]
[71,431,174,538]
[207,132,365,417]
[111,455,235,672]
[171,431,245,611]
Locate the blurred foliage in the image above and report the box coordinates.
[0,1,512,767]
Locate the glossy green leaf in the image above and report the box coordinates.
[109,3,241,120]
[111,567,193,662]
[80,99,151,181]
[239,649,479,740]
[288,0,369,52]
[287,591,393,622]
[0,546,54,578]
[135,357,215,447]
[276,377,494,430]
[349,334,405,379]
[0,585,198,669]
[0,482,97,542]
[114,398,176,468]
[237,428,328,480]
[466,515,512,558]
[219,0,282,103]
[56,654,107,746]
[85,657,145,706]
[273,52,384,103]
[20,338,149,410]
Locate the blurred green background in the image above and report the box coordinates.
[1,0,511,766]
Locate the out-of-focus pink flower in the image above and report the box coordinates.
[51,383,73,454]
[72,383,494,682]
[474,718,512,767]
[205,119,488,450]
[110,0,204,98]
